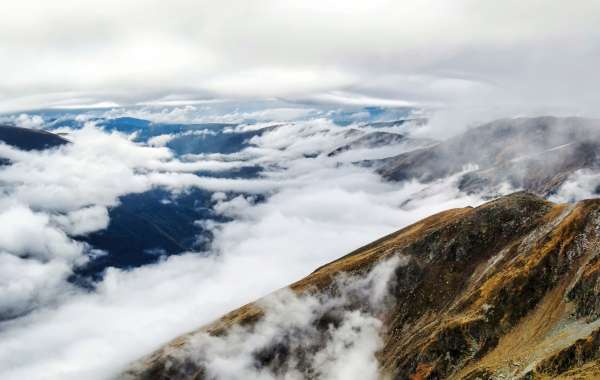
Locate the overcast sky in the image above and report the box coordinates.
[1,1,600,112]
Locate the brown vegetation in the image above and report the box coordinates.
[122,192,600,379]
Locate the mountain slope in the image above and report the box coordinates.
[121,192,600,379]
[376,117,600,196]
[327,131,435,157]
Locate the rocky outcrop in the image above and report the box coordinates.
[121,192,600,379]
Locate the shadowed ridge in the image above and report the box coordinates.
[0,124,69,151]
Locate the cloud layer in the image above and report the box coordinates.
[1,1,600,112]
[1,110,599,379]
[0,113,489,379]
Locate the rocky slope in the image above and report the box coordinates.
[121,192,600,379]
[376,117,600,197]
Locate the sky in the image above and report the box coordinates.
[2,1,600,113]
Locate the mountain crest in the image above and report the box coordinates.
[122,192,600,379]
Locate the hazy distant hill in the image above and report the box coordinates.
[0,124,68,151]
[375,116,600,196]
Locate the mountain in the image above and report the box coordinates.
[376,117,600,196]
[366,118,428,128]
[327,131,435,157]
[121,192,600,379]
[0,124,69,151]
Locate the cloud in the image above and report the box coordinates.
[147,130,222,148]
[146,133,176,147]
[13,114,44,129]
[0,113,493,379]
[0,202,83,318]
[52,206,110,237]
[0,203,82,260]
[148,256,403,380]
[104,104,320,125]
[1,1,600,112]
[307,91,421,108]
[0,129,156,211]
[549,170,600,203]
[2,110,596,379]
[0,121,274,323]
[0,253,74,320]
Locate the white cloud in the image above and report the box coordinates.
[0,203,83,261]
[52,206,110,237]
[0,115,493,379]
[549,170,600,203]
[124,256,402,380]
[0,122,269,324]
[0,253,74,319]
[1,1,600,112]
[146,134,176,147]
[104,105,319,125]
[0,110,592,380]
[0,203,83,318]
[14,114,44,129]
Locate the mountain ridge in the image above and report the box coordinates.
[376,116,600,197]
[121,192,600,379]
